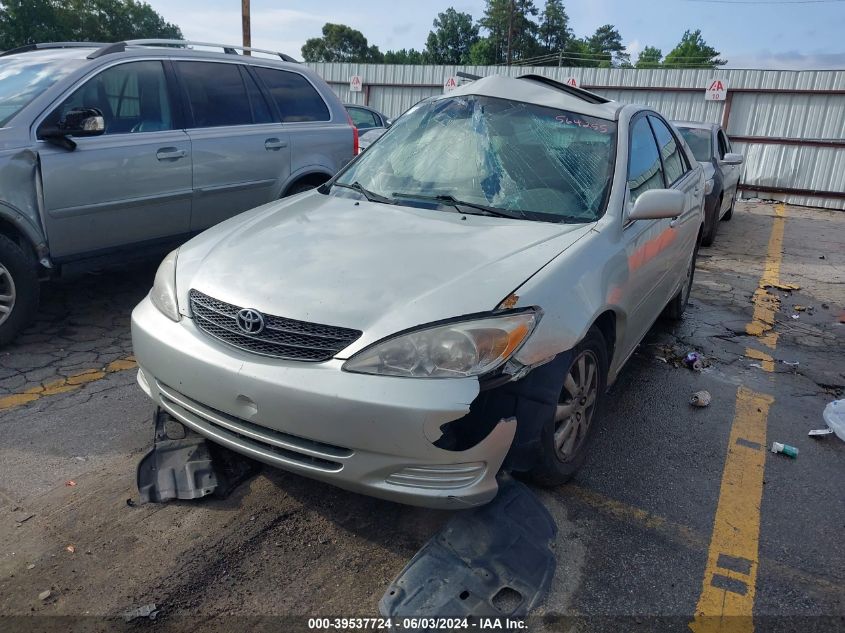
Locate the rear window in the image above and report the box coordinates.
[177,61,254,128]
[254,67,330,123]
[678,127,712,163]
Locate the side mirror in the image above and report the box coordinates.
[722,152,743,166]
[385,118,393,128]
[628,189,685,221]
[39,107,105,149]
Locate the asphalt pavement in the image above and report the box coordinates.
[0,200,843,632]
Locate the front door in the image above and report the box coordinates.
[173,61,291,232]
[38,60,191,259]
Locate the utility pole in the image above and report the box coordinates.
[242,0,251,55]
[506,0,514,66]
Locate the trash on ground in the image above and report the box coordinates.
[65,480,76,487]
[781,360,800,366]
[791,314,800,319]
[771,442,799,458]
[125,498,136,508]
[690,390,712,407]
[26,564,35,570]
[819,400,845,441]
[122,603,159,622]
[765,282,800,291]
[684,351,703,371]
[38,590,51,601]
[793,305,807,312]
[808,428,834,437]
[65,545,75,553]
[749,363,763,369]
[380,477,556,624]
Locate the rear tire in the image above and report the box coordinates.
[528,326,608,487]
[663,237,699,320]
[701,196,720,247]
[0,235,39,347]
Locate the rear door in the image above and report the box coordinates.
[174,60,290,231]
[648,115,700,299]
[252,66,349,177]
[37,60,191,259]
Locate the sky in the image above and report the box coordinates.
[145,0,845,70]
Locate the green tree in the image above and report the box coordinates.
[424,7,479,64]
[587,24,629,67]
[538,0,570,55]
[635,45,663,68]
[0,0,181,50]
[301,23,383,63]
[383,48,425,64]
[478,0,540,64]
[468,37,496,65]
[663,29,726,68]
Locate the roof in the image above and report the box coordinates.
[446,74,622,120]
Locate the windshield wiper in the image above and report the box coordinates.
[391,192,523,219]
[333,181,393,204]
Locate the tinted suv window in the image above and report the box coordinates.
[177,61,253,127]
[628,116,663,201]
[348,106,378,129]
[717,130,729,159]
[649,116,687,185]
[254,67,330,122]
[43,61,172,135]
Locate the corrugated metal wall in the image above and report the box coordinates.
[308,63,845,210]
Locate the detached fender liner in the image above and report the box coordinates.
[379,476,557,623]
[435,351,572,471]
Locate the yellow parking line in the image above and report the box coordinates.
[0,357,137,412]
[690,204,787,633]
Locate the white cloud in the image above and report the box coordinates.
[725,50,845,70]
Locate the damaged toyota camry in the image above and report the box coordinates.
[131,74,704,508]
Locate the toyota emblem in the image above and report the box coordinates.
[236,308,265,334]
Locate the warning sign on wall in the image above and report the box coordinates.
[443,76,458,93]
[705,78,727,101]
[564,76,579,88]
[349,75,363,92]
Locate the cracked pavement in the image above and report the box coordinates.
[0,201,842,631]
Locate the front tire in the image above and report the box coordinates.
[528,327,608,487]
[0,235,39,347]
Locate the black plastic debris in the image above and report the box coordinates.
[136,408,259,503]
[379,477,556,628]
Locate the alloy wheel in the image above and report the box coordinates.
[0,263,16,327]
[553,350,599,462]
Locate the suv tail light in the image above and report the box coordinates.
[345,111,359,155]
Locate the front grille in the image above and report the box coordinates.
[189,289,362,361]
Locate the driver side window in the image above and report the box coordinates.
[43,61,173,135]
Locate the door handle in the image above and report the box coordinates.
[264,138,288,151]
[156,147,187,161]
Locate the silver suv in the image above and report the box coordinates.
[0,40,355,345]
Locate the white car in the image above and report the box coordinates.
[132,74,704,508]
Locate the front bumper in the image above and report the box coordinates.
[130,297,516,509]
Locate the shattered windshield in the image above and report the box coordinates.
[678,127,712,163]
[334,95,617,223]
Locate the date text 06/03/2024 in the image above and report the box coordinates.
[307,617,527,630]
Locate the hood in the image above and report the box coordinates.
[176,191,593,356]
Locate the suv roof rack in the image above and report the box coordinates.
[517,74,610,105]
[1,42,107,57]
[87,39,298,62]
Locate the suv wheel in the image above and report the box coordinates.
[528,326,608,486]
[0,235,39,346]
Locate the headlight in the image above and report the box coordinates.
[150,249,180,322]
[705,178,714,195]
[343,311,539,378]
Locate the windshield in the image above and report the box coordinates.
[334,95,617,223]
[0,56,81,127]
[678,127,712,163]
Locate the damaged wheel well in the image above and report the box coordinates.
[0,216,37,261]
